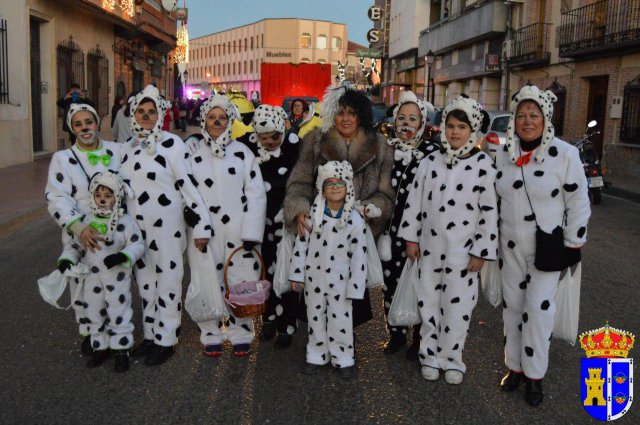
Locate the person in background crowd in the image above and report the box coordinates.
[496,85,590,407]
[111,95,125,129]
[112,91,137,143]
[57,83,95,142]
[285,99,309,135]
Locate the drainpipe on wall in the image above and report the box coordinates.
[502,2,513,110]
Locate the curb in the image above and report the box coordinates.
[603,186,640,205]
[0,207,49,238]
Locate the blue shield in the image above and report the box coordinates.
[581,358,634,421]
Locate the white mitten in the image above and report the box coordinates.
[377,232,392,262]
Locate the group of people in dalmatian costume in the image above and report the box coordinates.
[43,82,589,406]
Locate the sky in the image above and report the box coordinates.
[184,0,375,45]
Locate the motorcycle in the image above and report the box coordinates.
[574,120,607,205]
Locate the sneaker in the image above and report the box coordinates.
[445,370,464,385]
[144,345,175,367]
[114,350,130,373]
[80,335,93,356]
[204,344,223,357]
[274,333,293,349]
[232,343,251,357]
[405,340,420,361]
[382,334,406,355]
[421,366,440,381]
[86,349,110,368]
[338,365,356,380]
[132,339,155,358]
[302,362,323,375]
[259,322,277,341]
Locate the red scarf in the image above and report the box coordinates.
[516,150,534,167]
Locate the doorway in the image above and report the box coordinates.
[30,18,43,153]
[586,76,608,159]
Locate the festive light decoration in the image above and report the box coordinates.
[337,60,347,82]
[173,23,189,64]
[102,0,116,10]
[120,0,135,18]
[371,58,380,77]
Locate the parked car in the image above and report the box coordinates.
[282,96,320,115]
[476,111,510,159]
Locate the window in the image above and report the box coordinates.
[222,43,225,55]
[87,46,109,117]
[233,41,236,54]
[251,37,254,50]
[250,60,253,73]
[244,38,247,52]
[244,61,247,73]
[56,37,85,105]
[332,36,342,51]
[0,18,8,104]
[621,75,640,144]
[300,33,311,48]
[317,34,327,50]
[227,63,230,74]
[233,62,235,74]
[261,34,264,48]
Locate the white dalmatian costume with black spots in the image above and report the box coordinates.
[62,171,145,351]
[119,85,212,348]
[289,161,368,368]
[496,85,590,380]
[185,94,267,347]
[382,91,439,341]
[245,104,301,336]
[45,103,122,336]
[399,96,498,375]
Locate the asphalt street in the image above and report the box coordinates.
[1,194,638,425]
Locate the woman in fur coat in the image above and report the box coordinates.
[284,87,394,327]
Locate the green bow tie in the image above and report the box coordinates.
[87,152,111,166]
[90,221,108,235]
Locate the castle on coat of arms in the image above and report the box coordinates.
[584,368,606,406]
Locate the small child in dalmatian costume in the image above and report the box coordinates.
[244,104,301,348]
[379,91,439,360]
[496,85,590,407]
[46,102,122,356]
[400,95,498,385]
[119,85,212,366]
[59,171,145,372]
[185,94,267,357]
[290,161,368,379]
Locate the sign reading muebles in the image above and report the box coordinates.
[266,51,293,58]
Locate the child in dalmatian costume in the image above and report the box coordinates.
[496,85,590,406]
[45,102,122,355]
[244,104,301,348]
[399,95,498,385]
[289,161,368,379]
[60,171,145,372]
[379,91,439,360]
[185,94,267,357]
[119,85,212,366]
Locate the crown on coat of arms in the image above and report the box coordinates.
[579,322,635,358]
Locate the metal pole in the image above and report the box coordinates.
[427,65,431,105]
[430,63,435,106]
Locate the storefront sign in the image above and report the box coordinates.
[395,56,417,72]
[356,49,382,59]
[266,51,292,58]
[484,54,500,72]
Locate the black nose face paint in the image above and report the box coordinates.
[81,128,90,133]
[214,120,222,126]
[142,114,150,121]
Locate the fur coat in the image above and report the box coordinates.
[284,127,394,237]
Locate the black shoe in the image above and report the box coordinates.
[274,333,293,349]
[86,349,110,368]
[302,362,323,375]
[80,335,93,356]
[525,379,544,407]
[500,370,524,392]
[144,345,175,367]
[405,340,420,361]
[260,322,277,342]
[382,334,406,355]
[114,350,130,373]
[132,339,155,358]
[338,365,356,380]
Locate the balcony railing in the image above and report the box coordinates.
[510,23,552,68]
[559,0,640,58]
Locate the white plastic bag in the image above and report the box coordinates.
[37,264,89,310]
[480,260,502,308]
[185,247,228,323]
[365,225,384,289]
[388,260,421,326]
[553,263,581,346]
[273,225,296,297]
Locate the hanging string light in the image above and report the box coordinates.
[120,0,135,18]
[102,0,116,10]
[173,23,189,64]
[371,58,380,77]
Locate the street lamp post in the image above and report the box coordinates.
[425,49,436,106]
[182,70,189,98]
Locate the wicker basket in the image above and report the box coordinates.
[223,246,270,318]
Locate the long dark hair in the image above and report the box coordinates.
[338,90,374,132]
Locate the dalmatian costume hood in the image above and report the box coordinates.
[440,96,485,165]
[66,103,100,131]
[249,104,292,164]
[311,161,355,233]
[88,170,133,242]
[388,91,434,162]
[199,94,241,158]
[128,85,170,155]
[505,85,557,164]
